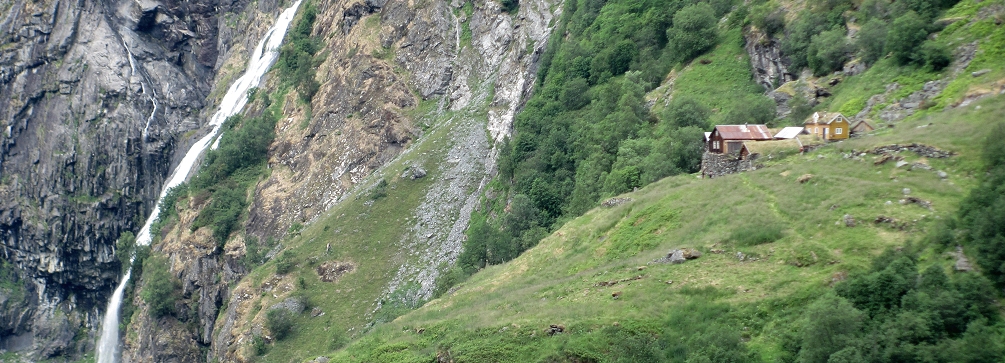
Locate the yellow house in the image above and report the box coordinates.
[804,112,850,141]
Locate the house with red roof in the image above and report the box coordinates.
[706,124,773,154]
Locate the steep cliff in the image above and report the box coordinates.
[111,0,559,361]
[0,0,274,359]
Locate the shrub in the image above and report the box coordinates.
[959,123,1005,286]
[275,251,296,275]
[662,96,710,130]
[265,308,296,340]
[750,3,785,37]
[807,28,850,76]
[797,293,864,363]
[730,223,784,246]
[140,256,177,318]
[116,231,136,272]
[857,19,888,65]
[782,11,830,71]
[886,11,929,65]
[666,3,718,63]
[921,42,951,71]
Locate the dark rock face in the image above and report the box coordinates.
[0,0,246,358]
[744,31,795,90]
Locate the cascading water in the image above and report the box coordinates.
[95,2,303,362]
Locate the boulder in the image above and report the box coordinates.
[797,174,814,183]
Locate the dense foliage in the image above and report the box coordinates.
[140,255,179,318]
[791,249,1005,363]
[458,0,743,275]
[773,0,958,74]
[276,0,321,103]
[190,95,279,247]
[958,123,1005,286]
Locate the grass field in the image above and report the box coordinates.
[301,95,1003,362]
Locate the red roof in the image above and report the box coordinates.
[713,125,773,140]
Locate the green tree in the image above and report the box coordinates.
[266,308,296,340]
[886,11,928,65]
[798,293,865,363]
[959,123,1005,286]
[666,3,718,62]
[140,256,178,318]
[662,96,711,130]
[808,28,850,76]
[857,19,888,65]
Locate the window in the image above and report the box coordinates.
[836,128,843,135]
[713,141,720,149]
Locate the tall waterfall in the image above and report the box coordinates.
[96,2,303,362]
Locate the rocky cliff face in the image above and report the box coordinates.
[743,30,794,91]
[0,0,263,359]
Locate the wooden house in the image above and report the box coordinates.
[850,120,875,136]
[804,112,850,141]
[707,124,773,154]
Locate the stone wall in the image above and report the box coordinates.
[700,151,759,178]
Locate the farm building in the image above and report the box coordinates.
[706,124,773,154]
[850,120,876,135]
[804,112,850,141]
[773,127,806,139]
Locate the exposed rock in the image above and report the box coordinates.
[900,196,933,210]
[743,31,794,90]
[701,152,759,178]
[937,170,948,179]
[868,144,955,158]
[797,174,814,183]
[1,0,256,356]
[545,324,565,335]
[316,261,355,282]
[843,214,856,227]
[410,166,427,179]
[895,160,910,168]
[902,188,911,195]
[953,246,973,272]
[971,69,991,77]
[651,248,701,264]
[601,197,632,207]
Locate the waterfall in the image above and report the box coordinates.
[95,2,303,362]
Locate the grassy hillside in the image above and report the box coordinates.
[316,92,1003,363]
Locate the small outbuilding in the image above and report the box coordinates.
[850,120,876,136]
[804,112,851,141]
[774,127,806,139]
[707,124,773,154]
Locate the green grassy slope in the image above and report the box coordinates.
[315,96,1002,362]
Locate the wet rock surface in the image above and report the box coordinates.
[0,0,259,358]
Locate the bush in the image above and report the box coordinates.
[275,251,296,275]
[277,0,321,103]
[140,256,177,318]
[807,28,850,76]
[666,3,718,63]
[265,308,296,340]
[730,224,785,246]
[959,123,1005,286]
[116,231,136,272]
[782,11,830,71]
[921,42,951,71]
[750,3,785,37]
[857,19,888,65]
[662,96,710,130]
[886,11,929,65]
[797,293,864,363]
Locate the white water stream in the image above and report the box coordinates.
[96,2,302,362]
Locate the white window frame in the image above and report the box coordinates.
[713,141,720,149]
[836,127,843,135]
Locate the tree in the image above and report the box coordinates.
[886,11,929,65]
[666,3,718,62]
[661,96,710,130]
[798,293,864,363]
[857,19,888,65]
[808,28,850,76]
[266,308,296,340]
[141,256,178,318]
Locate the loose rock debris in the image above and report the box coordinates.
[650,248,703,264]
[594,275,645,287]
